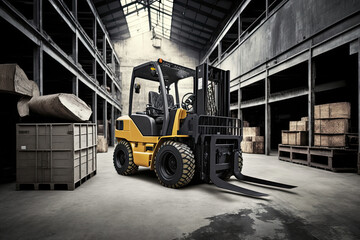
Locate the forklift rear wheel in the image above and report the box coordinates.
[113,140,138,175]
[220,154,244,180]
[155,141,195,188]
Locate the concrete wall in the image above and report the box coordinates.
[114,31,200,115]
[219,0,360,79]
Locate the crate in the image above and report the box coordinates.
[314,102,351,119]
[314,119,349,134]
[289,121,308,131]
[243,136,264,142]
[301,117,309,122]
[243,127,260,136]
[278,144,357,172]
[281,131,308,146]
[241,141,264,154]
[16,123,97,190]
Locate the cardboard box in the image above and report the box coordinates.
[241,141,264,154]
[289,121,308,131]
[314,119,349,134]
[301,117,309,122]
[97,136,108,153]
[243,127,260,136]
[243,136,264,142]
[243,121,250,127]
[314,102,351,119]
[282,131,308,146]
[314,134,346,147]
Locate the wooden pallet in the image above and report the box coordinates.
[16,170,97,190]
[278,145,358,172]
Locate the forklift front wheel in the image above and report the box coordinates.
[155,141,195,188]
[113,140,138,175]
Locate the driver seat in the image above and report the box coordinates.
[148,91,174,124]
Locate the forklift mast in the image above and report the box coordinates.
[194,63,231,117]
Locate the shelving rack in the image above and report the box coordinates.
[0,0,122,146]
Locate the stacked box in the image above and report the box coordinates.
[289,121,308,131]
[241,126,264,154]
[282,131,308,146]
[281,117,308,146]
[314,102,352,148]
[314,102,351,119]
[16,123,97,190]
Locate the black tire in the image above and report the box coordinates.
[154,141,195,188]
[220,153,244,180]
[113,140,138,175]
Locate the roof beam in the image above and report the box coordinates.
[102,15,127,24]
[171,25,209,42]
[106,23,129,31]
[99,7,121,17]
[190,0,228,13]
[172,9,216,30]
[171,31,206,46]
[171,17,212,35]
[94,0,117,8]
[147,0,152,30]
[170,37,202,51]
[174,1,222,22]
[108,27,130,35]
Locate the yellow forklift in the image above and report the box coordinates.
[113,59,295,197]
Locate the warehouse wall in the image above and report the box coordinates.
[217,0,360,78]
[114,31,200,115]
[204,0,360,154]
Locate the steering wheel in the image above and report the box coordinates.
[181,92,195,111]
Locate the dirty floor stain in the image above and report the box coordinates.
[177,204,329,240]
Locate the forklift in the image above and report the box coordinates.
[113,59,295,197]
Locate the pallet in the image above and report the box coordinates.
[278,145,357,172]
[16,170,96,191]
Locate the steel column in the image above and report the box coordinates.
[308,45,315,147]
[33,43,43,95]
[72,77,78,96]
[358,38,360,173]
[103,100,108,140]
[110,105,115,146]
[265,69,271,155]
[92,92,97,124]
[72,0,77,19]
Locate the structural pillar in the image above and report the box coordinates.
[238,16,242,42]
[92,92,97,124]
[72,77,78,96]
[110,105,115,146]
[72,0,77,19]
[33,0,43,95]
[308,46,315,147]
[238,86,242,120]
[265,69,271,155]
[358,38,360,174]
[218,42,222,62]
[103,100,108,140]
[33,44,43,95]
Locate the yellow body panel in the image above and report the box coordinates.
[115,109,189,169]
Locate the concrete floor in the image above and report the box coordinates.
[0,147,360,240]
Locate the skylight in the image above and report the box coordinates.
[120,0,174,39]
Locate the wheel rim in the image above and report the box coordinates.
[115,149,126,168]
[160,151,177,179]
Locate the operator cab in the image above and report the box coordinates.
[129,59,195,136]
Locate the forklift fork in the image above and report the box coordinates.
[209,137,296,197]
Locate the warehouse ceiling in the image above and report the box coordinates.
[94,0,242,51]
